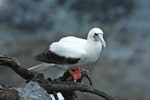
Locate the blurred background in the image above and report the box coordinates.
[0,0,150,100]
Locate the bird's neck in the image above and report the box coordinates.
[87,39,102,50]
[87,38,99,45]
[86,40,102,63]
[86,36,102,50]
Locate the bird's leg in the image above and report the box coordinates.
[67,67,92,85]
[68,67,82,81]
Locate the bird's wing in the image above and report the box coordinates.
[35,42,87,65]
[50,41,87,59]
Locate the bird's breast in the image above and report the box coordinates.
[84,42,102,63]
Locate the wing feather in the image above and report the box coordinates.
[50,42,87,60]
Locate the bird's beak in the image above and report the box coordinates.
[97,34,106,47]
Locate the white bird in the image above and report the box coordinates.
[28,28,106,80]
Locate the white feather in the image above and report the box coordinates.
[28,63,56,71]
[50,42,87,59]
[60,36,86,44]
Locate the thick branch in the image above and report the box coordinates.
[41,82,116,100]
[0,56,117,100]
[0,56,43,80]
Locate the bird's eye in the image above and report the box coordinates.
[94,33,98,36]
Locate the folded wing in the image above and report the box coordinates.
[35,41,87,65]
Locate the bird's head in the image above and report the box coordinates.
[88,28,106,47]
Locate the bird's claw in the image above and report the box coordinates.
[68,67,93,86]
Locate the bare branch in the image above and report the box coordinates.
[0,56,117,100]
[0,56,43,80]
[40,82,116,100]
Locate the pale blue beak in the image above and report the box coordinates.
[97,34,106,47]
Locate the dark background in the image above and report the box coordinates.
[0,0,150,100]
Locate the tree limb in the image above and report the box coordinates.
[41,82,116,100]
[0,56,43,80]
[0,55,117,100]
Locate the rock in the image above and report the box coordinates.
[16,81,52,100]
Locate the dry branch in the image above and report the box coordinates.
[0,55,117,100]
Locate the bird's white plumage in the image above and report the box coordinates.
[49,27,105,65]
[50,36,87,58]
[50,42,87,59]
[28,27,106,71]
[60,36,87,44]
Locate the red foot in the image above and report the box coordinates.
[68,67,81,81]
[68,67,89,81]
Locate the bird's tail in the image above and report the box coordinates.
[28,63,56,71]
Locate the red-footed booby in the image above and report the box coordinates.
[28,28,106,80]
